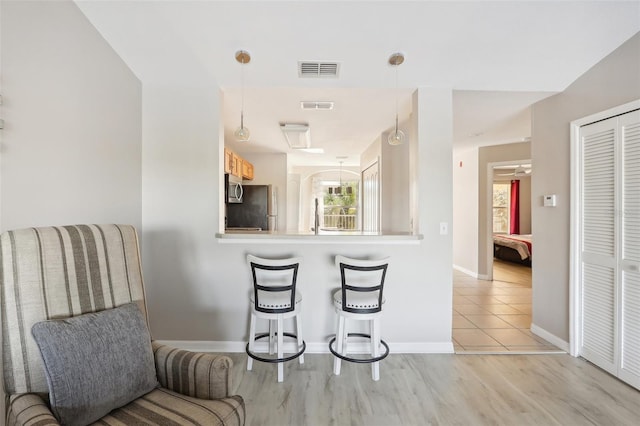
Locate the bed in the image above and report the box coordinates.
[493,234,532,266]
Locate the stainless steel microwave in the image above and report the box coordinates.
[225,174,243,203]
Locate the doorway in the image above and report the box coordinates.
[485,160,532,281]
[451,158,559,353]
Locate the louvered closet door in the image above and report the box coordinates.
[579,109,640,390]
[580,117,618,375]
[620,111,640,389]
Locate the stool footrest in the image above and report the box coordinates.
[246,332,306,364]
[328,332,390,364]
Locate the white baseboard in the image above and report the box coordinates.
[453,264,478,278]
[452,264,489,281]
[156,340,455,354]
[530,324,570,352]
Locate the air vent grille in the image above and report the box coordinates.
[280,124,311,149]
[298,61,340,78]
[301,101,334,110]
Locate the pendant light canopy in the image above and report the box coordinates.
[387,52,405,146]
[234,50,251,142]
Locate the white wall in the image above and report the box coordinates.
[413,87,454,344]
[286,173,301,232]
[531,32,640,343]
[0,0,142,415]
[0,0,142,233]
[361,134,381,171]
[141,85,227,340]
[452,148,479,275]
[381,120,411,233]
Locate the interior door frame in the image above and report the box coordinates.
[569,99,640,357]
[484,159,531,282]
[361,158,381,233]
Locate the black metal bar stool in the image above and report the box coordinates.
[329,255,390,381]
[246,255,305,382]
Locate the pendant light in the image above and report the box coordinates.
[234,50,251,142]
[387,52,405,146]
[332,161,353,196]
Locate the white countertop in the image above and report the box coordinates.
[216,230,423,244]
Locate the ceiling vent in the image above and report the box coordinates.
[280,123,311,149]
[301,101,334,110]
[298,61,340,78]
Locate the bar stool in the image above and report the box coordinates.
[329,255,390,381]
[246,255,306,382]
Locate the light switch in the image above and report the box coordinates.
[440,222,448,235]
[543,194,557,207]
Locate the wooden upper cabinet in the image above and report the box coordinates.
[242,161,254,180]
[224,148,233,174]
[231,153,242,178]
[224,147,254,180]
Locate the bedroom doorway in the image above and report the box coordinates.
[489,162,533,319]
[451,159,556,353]
[487,161,532,279]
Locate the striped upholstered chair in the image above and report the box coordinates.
[1,224,245,426]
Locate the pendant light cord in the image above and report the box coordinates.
[240,57,245,129]
[394,62,399,133]
[387,52,404,145]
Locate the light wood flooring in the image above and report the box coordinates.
[453,259,559,353]
[228,352,640,426]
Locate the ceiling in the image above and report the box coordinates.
[493,163,532,179]
[75,1,640,166]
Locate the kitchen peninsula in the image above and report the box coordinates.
[217,229,422,243]
[215,228,442,356]
[205,88,453,356]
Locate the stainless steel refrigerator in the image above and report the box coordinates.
[225,185,276,231]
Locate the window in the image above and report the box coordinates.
[493,183,510,234]
[323,181,359,230]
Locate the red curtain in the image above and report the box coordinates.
[510,180,520,234]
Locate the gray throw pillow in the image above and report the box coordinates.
[31,302,158,426]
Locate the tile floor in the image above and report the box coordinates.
[453,260,561,353]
